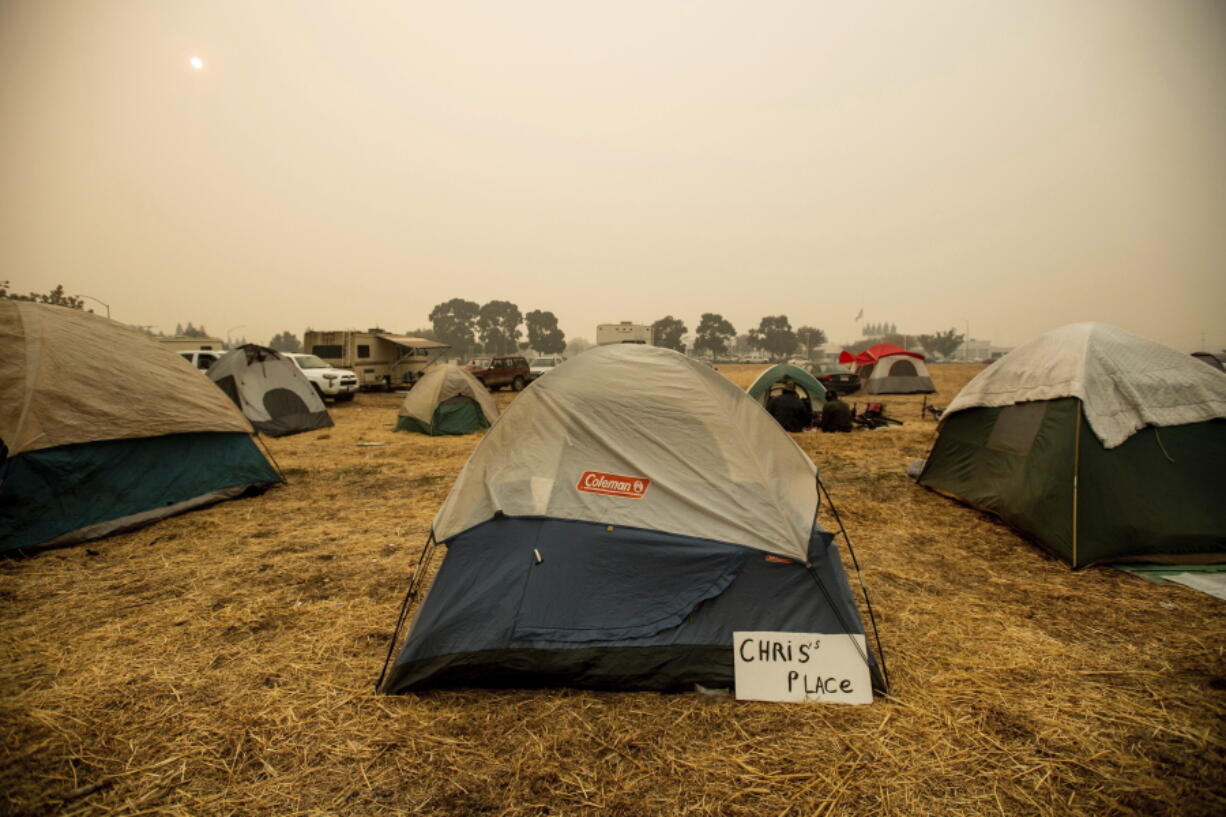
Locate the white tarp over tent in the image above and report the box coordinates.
[945,322,1226,449]
[397,364,498,427]
[432,345,819,561]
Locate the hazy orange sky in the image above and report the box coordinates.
[2,1,1224,351]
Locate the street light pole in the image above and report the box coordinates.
[80,295,110,319]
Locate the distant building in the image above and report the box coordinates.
[959,338,991,361]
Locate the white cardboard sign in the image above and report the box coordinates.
[733,631,873,705]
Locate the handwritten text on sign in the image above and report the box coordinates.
[733,632,872,705]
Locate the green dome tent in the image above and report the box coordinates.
[747,363,828,407]
[394,364,499,436]
[0,302,282,553]
[918,323,1226,568]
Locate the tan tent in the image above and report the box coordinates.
[1,302,281,553]
[395,364,499,435]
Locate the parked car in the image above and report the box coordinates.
[177,350,224,371]
[283,353,359,401]
[467,355,531,391]
[529,356,564,381]
[810,363,861,396]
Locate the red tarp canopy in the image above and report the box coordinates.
[838,343,926,366]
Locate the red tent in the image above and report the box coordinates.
[838,343,925,366]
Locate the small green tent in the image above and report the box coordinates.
[747,364,828,407]
[918,323,1226,568]
[395,364,499,436]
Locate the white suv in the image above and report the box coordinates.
[178,350,224,371]
[284,353,359,402]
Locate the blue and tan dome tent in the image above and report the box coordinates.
[208,344,333,437]
[394,363,498,436]
[0,301,283,553]
[379,344,882,694]
[918,323,1226,568]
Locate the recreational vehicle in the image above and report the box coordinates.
[596,322,651,345]
[303,330,450,390]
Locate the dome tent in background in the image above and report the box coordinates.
[209,344,332,437]
[0,302,283,553]
[918,323,1226,568]
[839,343,936,395]
[747,363,828,407]
[394,363,498,436]
[380,344,880,694]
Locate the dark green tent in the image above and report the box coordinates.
[747,364,828,407]
[918,323,1226,568]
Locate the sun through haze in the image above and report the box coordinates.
[1,1,1223,351]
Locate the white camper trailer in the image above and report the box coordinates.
[597,322,651,346]
[303,330,450,390]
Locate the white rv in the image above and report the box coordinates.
[303,330,450,390]
[597,322,651,346]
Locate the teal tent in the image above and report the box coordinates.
[747,364,828,408]
[918,323,1226,568]
[394,364,499,436]
[0,302,283,553]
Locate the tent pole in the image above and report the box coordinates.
[1072,403,1081,569]
[375,531,438,692]
[816,474,890,693]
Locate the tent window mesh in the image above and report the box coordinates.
[888,359,917,377]
[986,401,1047,456]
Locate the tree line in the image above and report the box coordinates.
[3,281,967,360]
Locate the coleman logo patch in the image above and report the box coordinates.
[577,471,651,499]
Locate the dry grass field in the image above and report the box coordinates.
[2,363,1223,817]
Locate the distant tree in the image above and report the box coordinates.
[795,325,827,359]
[651,316,688,352]
[173,322,211,338]
[406,327,438,340]
[733,333,752,356]
[692,313,736,357]
[525,309,567,355]
[429,298,481,359]
[916,333,940,358]
[931,327,965,360]
[1,280,86,309]
[565,337,593,357]
[748,315,797,360]
[269,331,302,353]
[477,300,523,355]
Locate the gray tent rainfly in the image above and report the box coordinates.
[209,345,333,437]
[919,322,1226,568]
[379,344,884,694]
